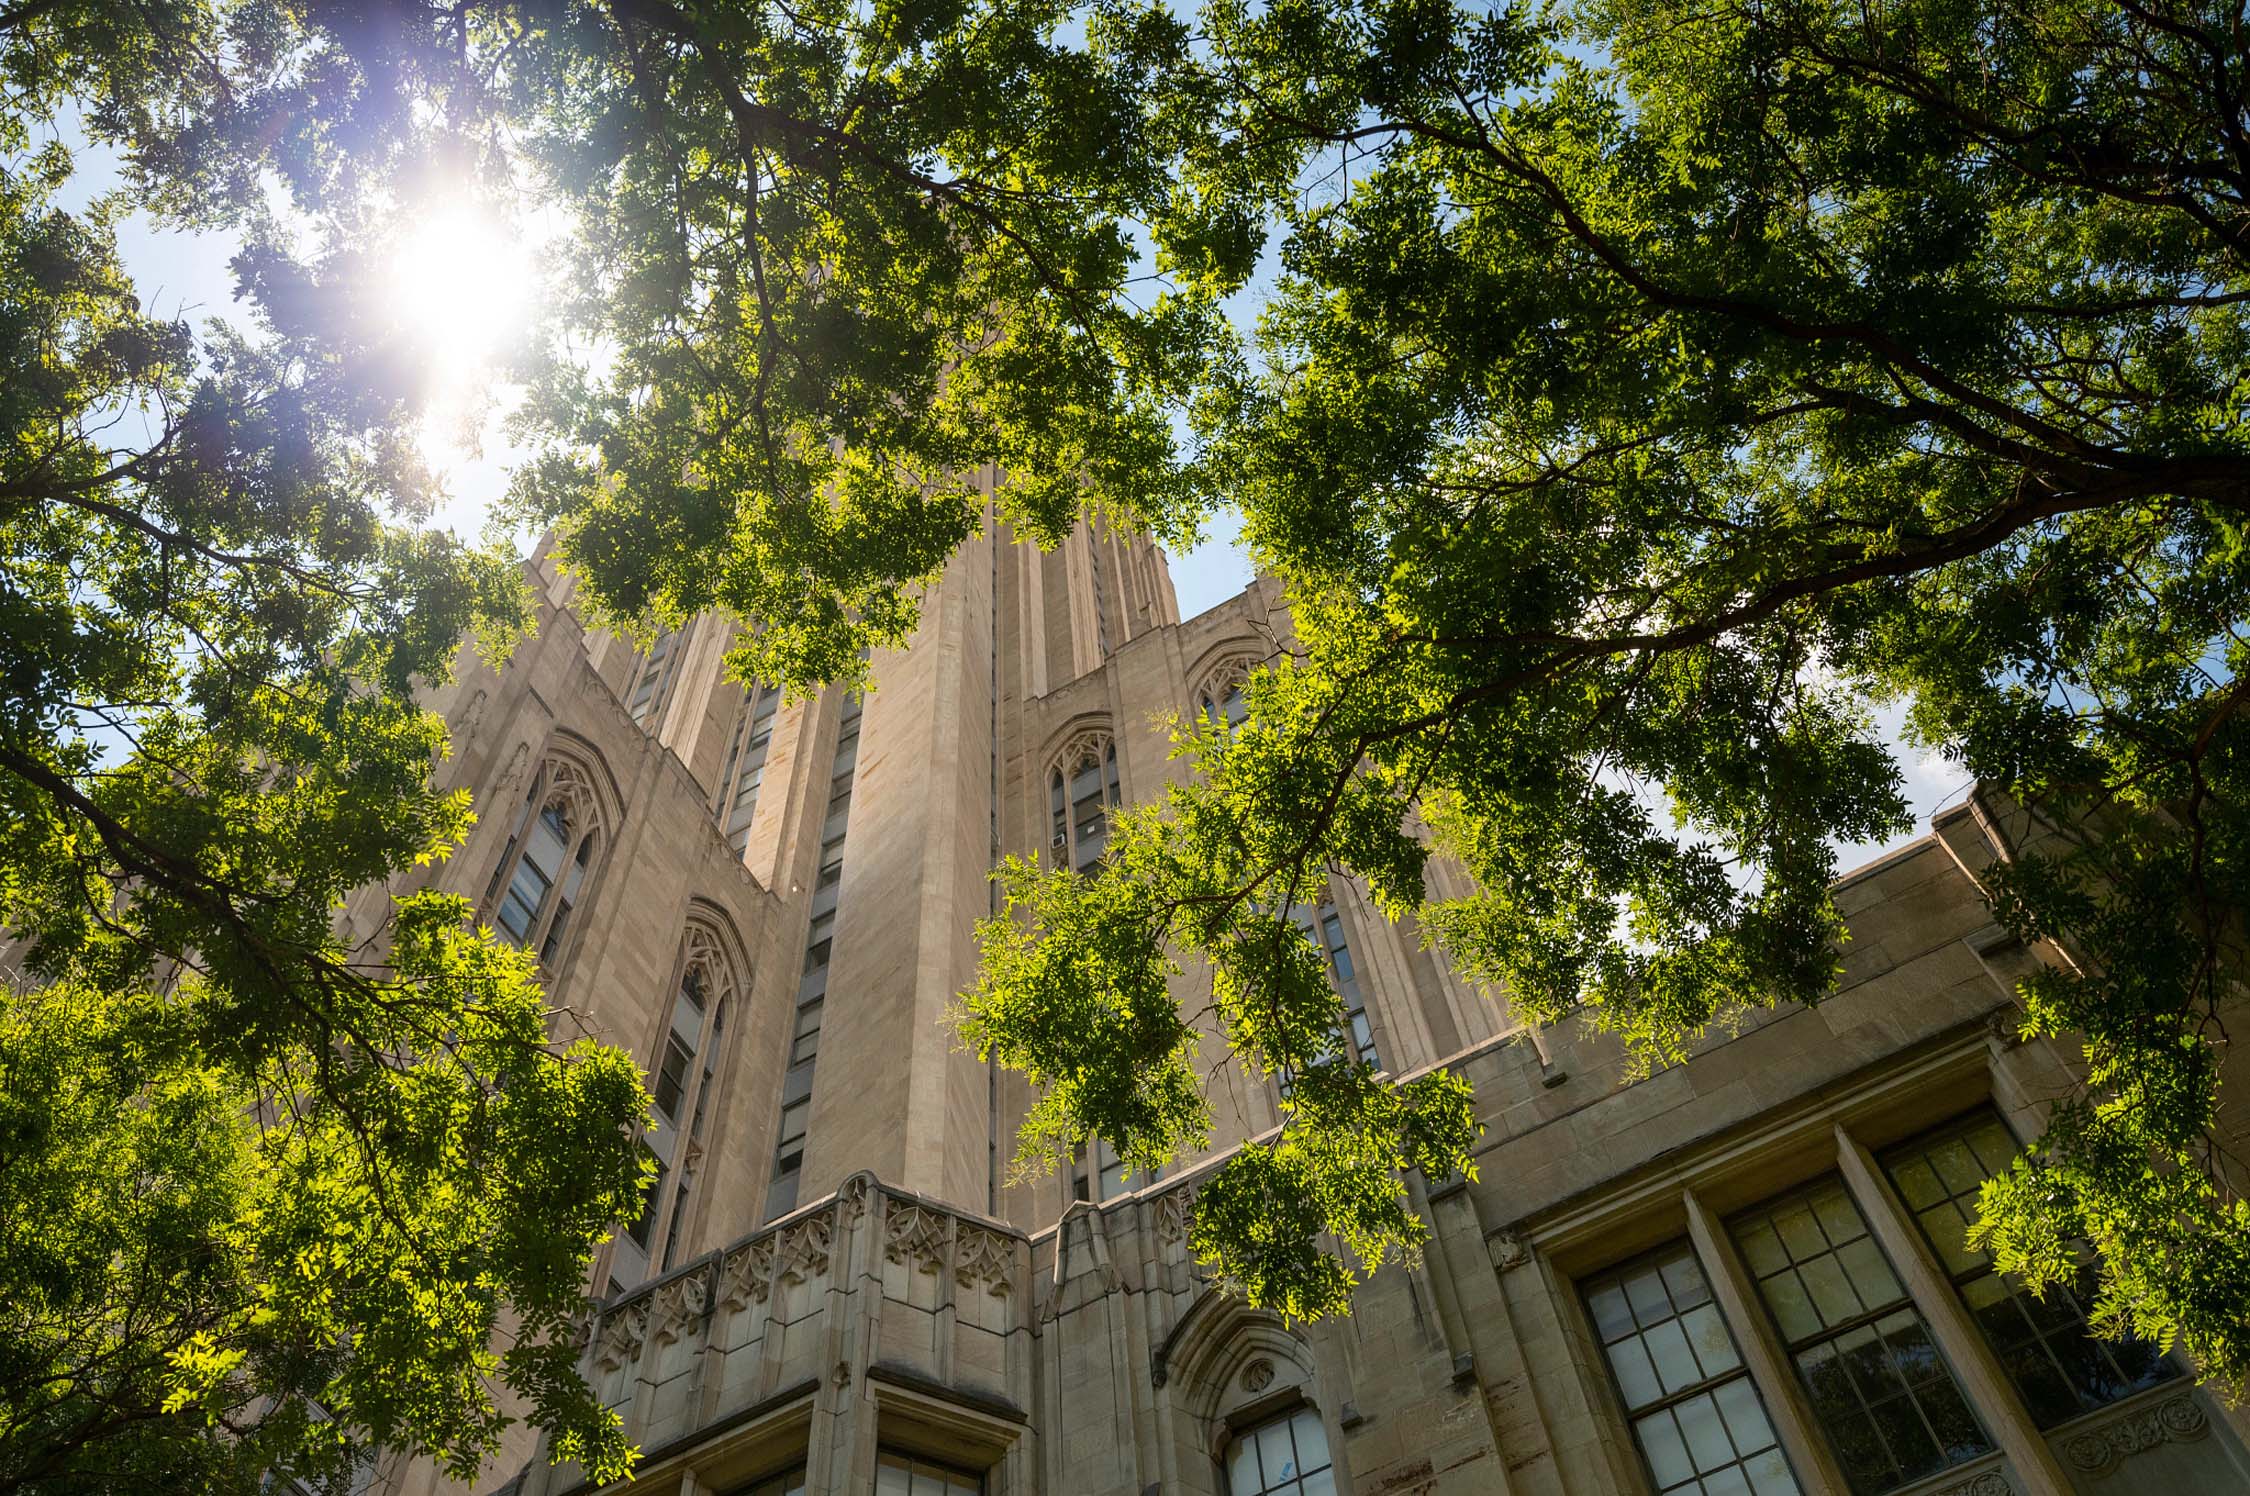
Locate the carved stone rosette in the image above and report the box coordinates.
[1927,1469,2012,1496]
[2060,1389,2209,1474]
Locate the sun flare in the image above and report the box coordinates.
[388,202,534,391]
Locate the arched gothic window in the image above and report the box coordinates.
[1196,654,1258,736]
[1048,731,1121,872]
[1224,1406,1334,1496]
[617,918,745,1286]
[482,756,607,969]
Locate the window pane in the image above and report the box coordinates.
[1880,1112,2181,1429]
[1741,1180,1990,1493]
[1635,1408,1696,1487]
[1584,1277,1638,1331]
[1682,1302,1742,1379]
[1584,1242,1795,1495]
[1254,1417,1295,1484]
[1644,1319,1702,1397]
[1675,1390,1735,1469]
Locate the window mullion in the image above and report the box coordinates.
[1831,1124,2075,1494]
[1684,1187,1852,1494]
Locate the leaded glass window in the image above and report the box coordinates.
[874,1450,982,1496]
[1583,1241,1800,1496]
[482,766,602,972]
[1225,1406,1334,1496]
[1881,1112,2173,1428]
[1049,738,1122,872]
[1731,1179,1992,1494]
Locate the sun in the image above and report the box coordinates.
[388,201,534,391]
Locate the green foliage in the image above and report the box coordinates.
[996,0,2250,1376]
[0,7,649,1488]
[12,0,2246,1415]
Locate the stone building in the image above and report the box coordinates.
[365,495,2250,1496]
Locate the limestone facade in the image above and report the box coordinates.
[366,517,2250,1496]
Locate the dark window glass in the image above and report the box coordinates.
[654,1036,693,1120]
[1880,1113,2174,1428]
[1584,1241,1802,1496]
[1732,1179,1993,1494]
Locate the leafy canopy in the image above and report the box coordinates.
[7,3,2247,1477]
[0,8,648,1491]
[1037,0,2246,1374]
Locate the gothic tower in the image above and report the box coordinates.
[362,512,2250,1496]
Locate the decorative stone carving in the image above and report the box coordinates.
[680,922,743,1013]
[1154,1188,1195,1249]
[2061,1390,2209,1474]
[1982,1007,2028,1049]
[1191,651,1261,714]
[1487,1231,1531,1271]
[1048,724,1114,782]
[886,1201,950,1275]
[838,1175,870,1228]
[648,1273,709,1346]
[1241,1358,1275,1393]
[1927,1469,2012,1496]
[494,742,530,798]
[593,1300,648,1371]
[954,1224,1015,1296]
[775,1212,832,1286]
[719,1236,775,1308]
[542,755,604,832]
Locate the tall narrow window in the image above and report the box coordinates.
[1583,1241,1801,1496]
[1224,1406,1333,1496]
[625,626,683,725]
[1094,1136,1161,1200]
[715,681,781,854]
[1048,735,1121,872]
[617,926,741,1290]
[481,759,604,972]
[1730,1179,1992,1494]
[1880,1113,2173,1427]
[1278,896,1378,1099]
[766,688,862,1221]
